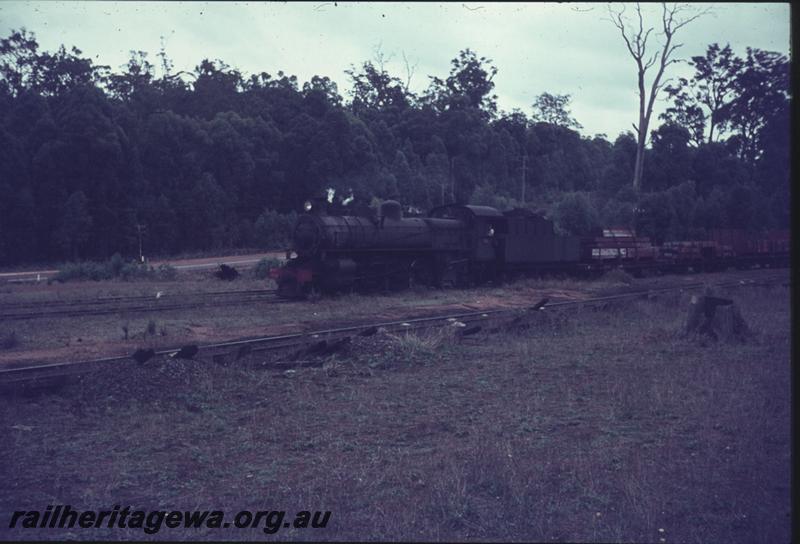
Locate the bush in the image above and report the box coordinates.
[120,261,152,280]
[53,261,114,282]
[553,192,600,236]
[253,257,283,279]
[155,264,178,281]
[109,252,125,276]
[600,199,634,228]
[601,268,634,285]
[470,184,522,211]
[53,257,178,282]
[635,192,675,244]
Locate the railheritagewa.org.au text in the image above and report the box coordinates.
[8,505,331,535]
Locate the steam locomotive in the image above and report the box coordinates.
[271,198,789,298]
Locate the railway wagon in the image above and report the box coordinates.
[581,227,658,268]
[709,228,790,267]
[659,240,723,271]
[710,229,791,255]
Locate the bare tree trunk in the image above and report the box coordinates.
[633,66,647,190]
[632,140,644,190]
[609,3,708,191]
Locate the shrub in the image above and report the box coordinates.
[253,257,283,279]
[53,256,177,282]
[635,192,675,244]
[600,199,635,228]
[119,261,152,280]
[601,267,635,285]
[553,192,600,236]
[155,264,178,281]
[53,261,113,282]
[108,252,125,276]
[470,184,523,211]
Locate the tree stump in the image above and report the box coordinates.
[684,293,750,342]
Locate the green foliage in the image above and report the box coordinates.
[56,191,93,259]
[665,180,697,239]
[691,189,725,231]
[108,253,125,276]
[662,43,744,145]
[253,257,284,279]
[52,257,175,282]
[724,183,757,229]
[119,261,153,281]
[155,264,178,280]
[600,134,638,195]
[600,199,634,228]
[531,93,582,129]
[426,49,499,117]
[254,209,297,249]
[346,60,408,116]
[553,192,600,236]
[635,192,675,244]
[601,268,634,285]
[54,262,114,282]
[0,28,789,265]
[469,184,522,211]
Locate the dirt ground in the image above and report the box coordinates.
[0,251,285,282]
[0,281,790,542]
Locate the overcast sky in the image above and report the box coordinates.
[0,2,791,139]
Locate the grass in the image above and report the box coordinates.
[0,268,786,367]
[0,330,18,350]
[0,282,790,542]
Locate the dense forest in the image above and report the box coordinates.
[0,29,790,265]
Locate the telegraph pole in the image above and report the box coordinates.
[135,223,146,263]
[449,157,455,203]
[521,154,527,204]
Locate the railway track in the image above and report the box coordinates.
[0,288,280,321]
[0,272,787,386]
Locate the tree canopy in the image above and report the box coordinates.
[0,28,790,265]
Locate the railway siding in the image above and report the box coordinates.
[0,271,787,386]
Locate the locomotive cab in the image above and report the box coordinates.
[428,204,505,284]
[428,205,505,262]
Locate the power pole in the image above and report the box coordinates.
[449,157,455,203]
[135,223,147,263]
[521,154,527,204]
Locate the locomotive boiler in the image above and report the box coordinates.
[273,200,502,297]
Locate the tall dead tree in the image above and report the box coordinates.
[608,3,707,191]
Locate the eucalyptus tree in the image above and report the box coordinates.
[607,2,707,191]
